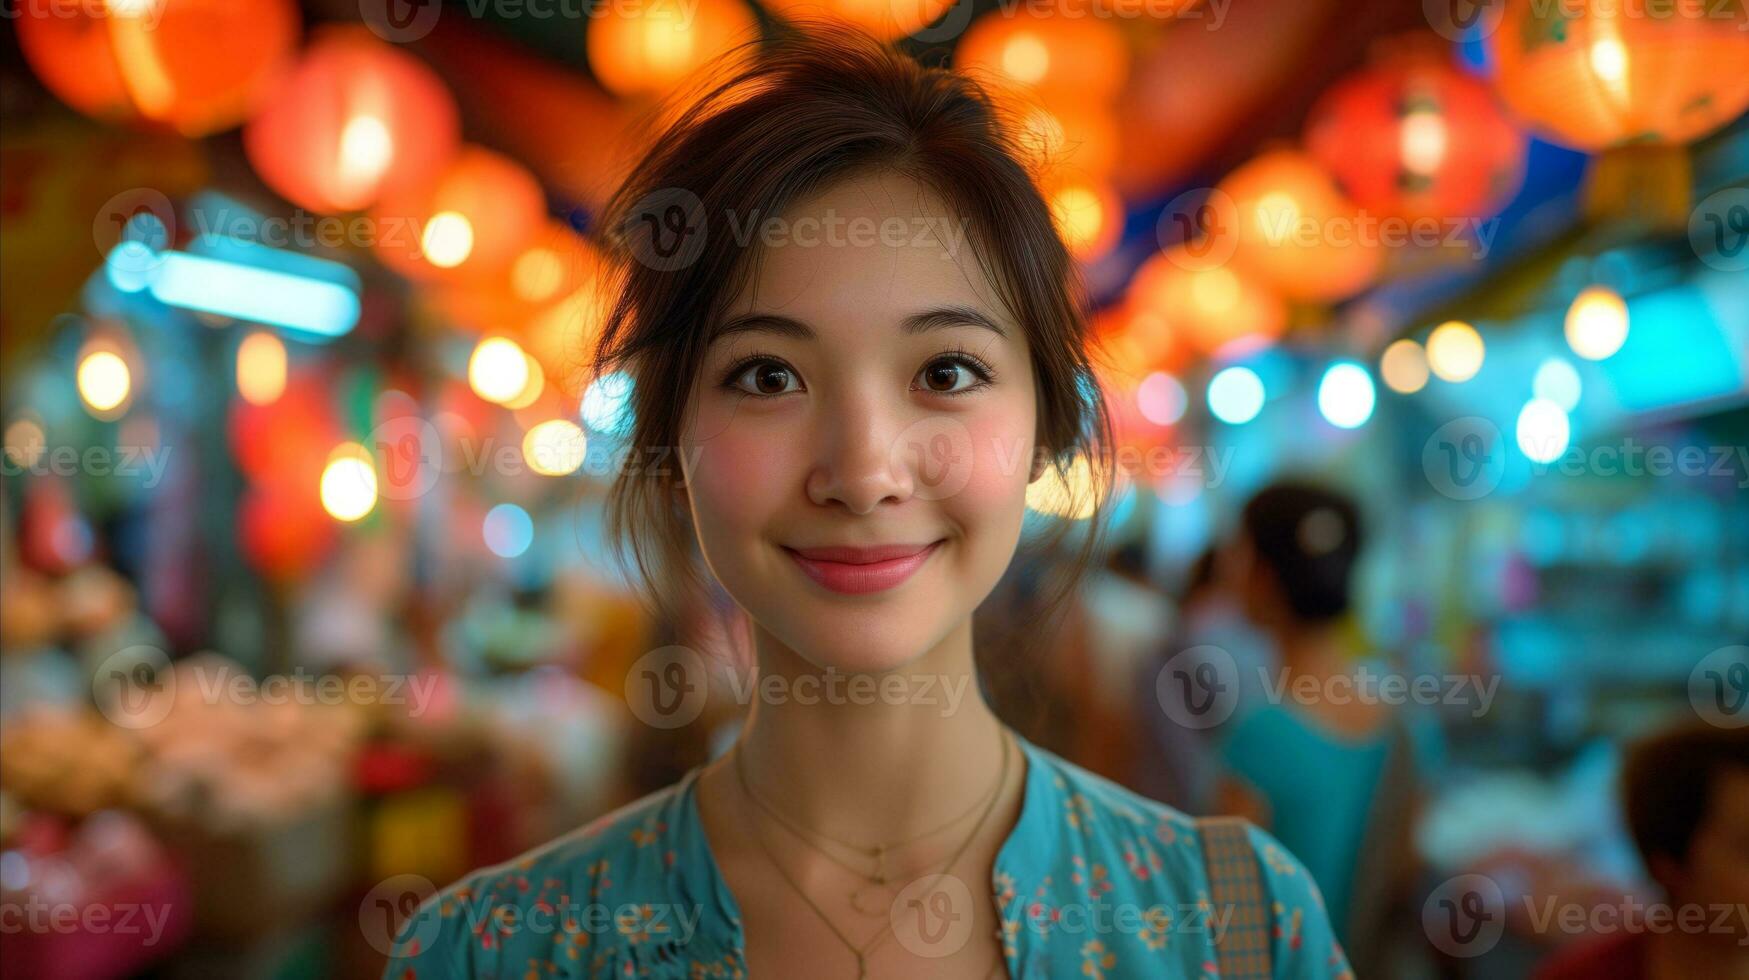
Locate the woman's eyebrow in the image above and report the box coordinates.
[709,305,1009,343]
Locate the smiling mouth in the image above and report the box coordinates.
[782,540,945,595]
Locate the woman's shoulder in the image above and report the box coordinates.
[383,772,737,978]
[1012,738,1354,977]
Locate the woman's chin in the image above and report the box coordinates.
[776,620,953,678]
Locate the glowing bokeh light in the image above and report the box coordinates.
[483,503,534,558]
[1380,338,1430,394]
[523,419,588,476]
[1565,285,1629,360]
[421,210,475,269]
[320,443,378,522]
[77,351,131,415]
[1207,366,1265,424]
[1136,372,1188,426]
[236,331,288,406]
[1532,357,1583,411]
[1427,320,1485,382]
[1516,397,1571,464]
[580,372,635,434]
[1317,361,1376,429]
[468,337,531,406]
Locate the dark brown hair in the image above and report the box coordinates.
[588,22,1114,665]
[1621,720,1748,871]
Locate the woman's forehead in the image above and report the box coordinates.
[717,171,1016,339]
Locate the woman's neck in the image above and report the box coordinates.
[727,615,1011,845]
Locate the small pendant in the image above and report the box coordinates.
[850,882,895,916]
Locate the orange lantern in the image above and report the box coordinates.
[371,146,546,282]
[1044,173,1124,263]
[244,29,460,215]
[1211,149,1382,303]
[1093,0,1200,17]
[586,0,759,98]
[15,0,298,136]
[1019,102,1122,178]
[1129,247,1287,356]
[761,0,955,41]
[1305,46,1527,221]
[955,11,1129,105]
[429,222,602,332]
[1488,0,1749,151]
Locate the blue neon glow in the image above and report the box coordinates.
[581,372,636,435]
[1317,361,1376,429]
[144,250,359,338]
[1599,287,1742,413]
[1207,366,1265,425]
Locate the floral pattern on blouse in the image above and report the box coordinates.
[385,731,1352,979]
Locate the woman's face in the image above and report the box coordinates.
[678,171,1041,674]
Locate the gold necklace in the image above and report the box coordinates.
[737,729,1008,915]
[734,727,1013,980]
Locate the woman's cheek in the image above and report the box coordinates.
[952,407,1036,520]
[683,409,794,534]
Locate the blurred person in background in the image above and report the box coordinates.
[1533,722,1749,980]
[1210,480,1443,974]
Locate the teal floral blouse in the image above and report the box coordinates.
[385,731,1352,978]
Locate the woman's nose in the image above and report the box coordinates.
[805,390,915,515]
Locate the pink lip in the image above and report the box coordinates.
[784,540,944,595]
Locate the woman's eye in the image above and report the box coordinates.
[916,356,987,395]
[731,360,801,396]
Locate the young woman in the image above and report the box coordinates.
[386,25,1350,979]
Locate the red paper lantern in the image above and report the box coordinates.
[239,479,336,582]
[244,28,460,215]
[1306,47,1528,221]
[1211,149,1382,303]
[228,370,339,490]
[1488,0,1749,150]
[371,146,546,282]
[15,0,298,136]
